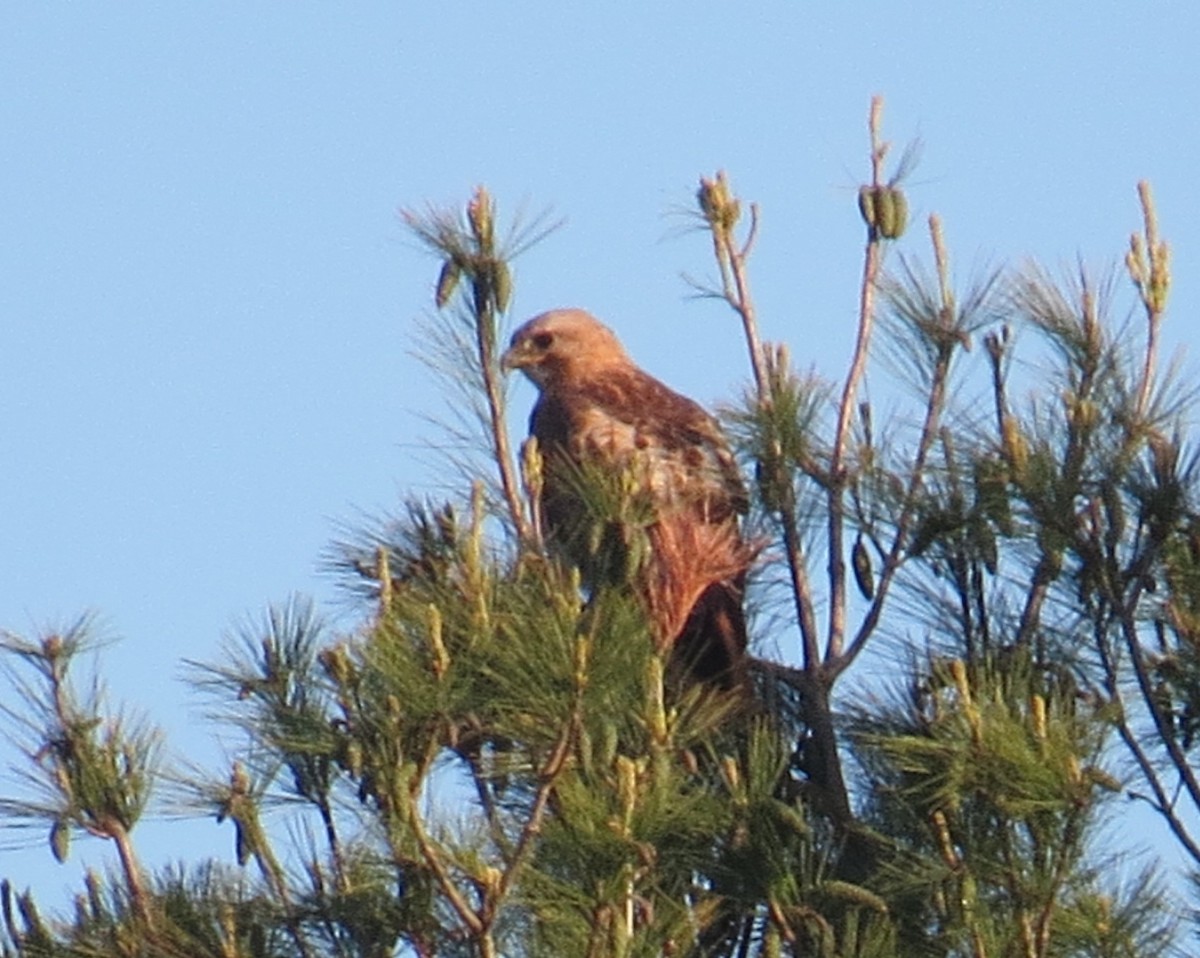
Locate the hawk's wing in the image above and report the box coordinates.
[529,362,751,687]
[530,366,747,524]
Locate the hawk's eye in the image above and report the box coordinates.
[532,332,554,350]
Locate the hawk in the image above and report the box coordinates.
[501,308,752,687]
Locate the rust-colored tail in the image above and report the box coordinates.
[639,515,753,688]
[627,510,756,688]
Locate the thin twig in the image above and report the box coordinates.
[706,180,768,399]
[699,172,821,666]
[477,304,532,545]
[236,791,315,958]
[1034,803,1083,958]
[826,97,888,662]
[833,341,952,677]
[1095,613,1200,865]
[833,217,955,675]
[465,746,512,858]
[109,825,152,928]
[1131,181,1168,420]
[315,798,347,893]
[1119,604,1200,816]
[784,522,823,671]
[407,797,487,938]
[495,719,574,905]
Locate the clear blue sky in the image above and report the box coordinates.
[2,3,1196,907]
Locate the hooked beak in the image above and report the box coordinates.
[499,342,528,373]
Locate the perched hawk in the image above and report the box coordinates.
[501,308,752,686]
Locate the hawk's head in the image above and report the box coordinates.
[501,309,630,388]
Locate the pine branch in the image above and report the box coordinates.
[1118,605,1200,836]
[492,717,574,911]
[833,218,960,677]
[1127,180,1170,420]
[696,170,822,670]
[404,804,488,946]
[827,95,890,664]
[402,188,561,548]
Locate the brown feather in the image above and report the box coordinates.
[502,308,752,686]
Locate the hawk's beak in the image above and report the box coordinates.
[499,343,525,373]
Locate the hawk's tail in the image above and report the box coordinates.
[643,517,754,688]
[673,577,749,689]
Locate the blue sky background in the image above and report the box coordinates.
[2,3,1197,910]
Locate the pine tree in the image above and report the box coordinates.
[0,98,1188,957]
